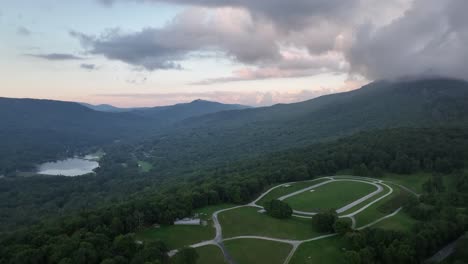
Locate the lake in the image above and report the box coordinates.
[37,158,99,177]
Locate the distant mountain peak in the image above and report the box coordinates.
[190,99,212,104]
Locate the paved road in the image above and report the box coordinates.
[335,180,383,213]
[425,234,465,263]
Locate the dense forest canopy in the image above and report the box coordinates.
[1,126,468,263]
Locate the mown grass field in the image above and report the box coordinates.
[135,224,214,249]
[284,181,376,212]
[290,236,346,264]
[195,245,226,264]
[219,206,322,240]
[256,178,329,206]
[224,239,292,264]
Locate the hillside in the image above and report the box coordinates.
[132,99,249,125]
[0,98,247,174]
[80,103,137,112]
[144,78,468,173]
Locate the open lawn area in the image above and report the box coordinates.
[381,172,431,193]
[135,225,214,249]
[195,245,226,264]
[373,211,417,232]
[256,178,329,206]
[224,239,292,264]
[284,180,377,212]
[354,185,407,228]
[219,206,322,240]
[138,161,153,172]
[290,236,346,264]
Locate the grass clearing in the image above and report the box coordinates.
[381,172,431,193]
[195,245,226,264]
[372,211,417,232]
[284,181,376,212]
[290,236,346,264]
[135,225,214,249]
[219,206,322,240]
[138,161,153,172]
[257,178,330,206]
[225,239,292,264]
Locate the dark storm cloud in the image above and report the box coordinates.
[26,53,84,61]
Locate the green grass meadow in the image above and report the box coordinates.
[256,178,330,206]
[135,225,214,249]
[219,206,322,240]
[195,245,226,264]
[285,181,376,212]
[225,239,292,264]
[290,236,346,264]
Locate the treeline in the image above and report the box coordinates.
[2,127,468,263]
[342,172,468,264]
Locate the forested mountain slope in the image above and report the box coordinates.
[131,99,249,125]
[144,78,468,173]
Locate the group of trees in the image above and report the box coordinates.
[310,210,351,234]
[265,200,293,219]
[340,172,468,264]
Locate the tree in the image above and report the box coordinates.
[312,209,338,232]
[353,163,369,177]
[265,200,293,219]
[344,250,361,264]
[333,218,352,235]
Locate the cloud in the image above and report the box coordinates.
[99,0,359,30]
[26,53,84,61]
[87,0,468,82]
[193,50,347,84]
[80,63,97,70]
[71,8,280,70]
[17,26,31,36]
[347,0,468,81]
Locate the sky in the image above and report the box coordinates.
[1,0,467,107]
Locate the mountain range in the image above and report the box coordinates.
[2,78,468,175]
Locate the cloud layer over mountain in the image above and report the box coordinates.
[79,0,468,83]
